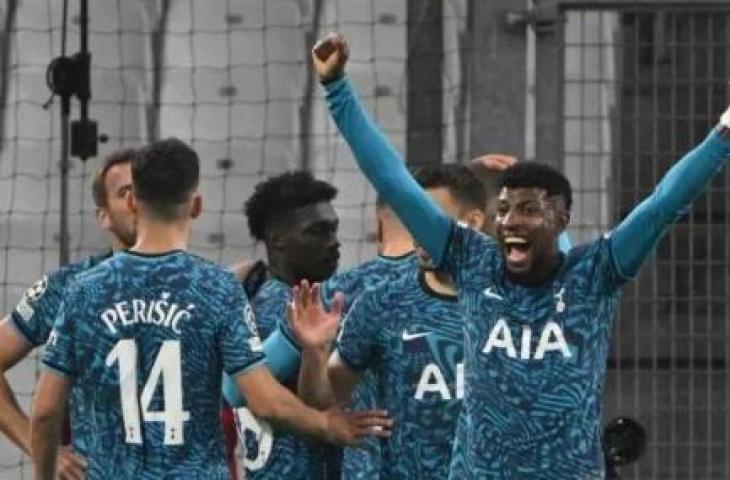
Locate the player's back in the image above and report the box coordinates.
[50,250,260,479]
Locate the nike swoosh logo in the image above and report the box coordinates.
[483,287,503,300]
[402,331,431,341]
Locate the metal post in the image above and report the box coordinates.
[407,0,443,167]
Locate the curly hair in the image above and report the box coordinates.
[244,171,338,240]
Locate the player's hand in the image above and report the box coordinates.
[288,280,343,351]
[312,32,349,83]
[56,445,87,480]
[323,407,392,446]
[470,153,518,172]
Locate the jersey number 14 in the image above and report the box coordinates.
[105,339,191,445]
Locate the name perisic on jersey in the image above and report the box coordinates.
[100,292,193,335]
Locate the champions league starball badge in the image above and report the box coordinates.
[26,276,49,302]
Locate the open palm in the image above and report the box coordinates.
[289,280,344,350]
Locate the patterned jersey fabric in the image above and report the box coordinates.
[240,278,327,480]
[338,268,463,480]
[322,253,417,480]
[446,225,625,479]
[43,250,264,479]
[11,253,109,346]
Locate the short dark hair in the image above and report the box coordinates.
[245,171,338,241]
[92,148,136,208]
[498,162,572,210]
[413,163,486,211]
[132,138,200,219]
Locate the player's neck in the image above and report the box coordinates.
[110,236,131,252]
[423,270,457,296]
[379,239,413,257]
[267,260,296,286]
[131,220,189,254]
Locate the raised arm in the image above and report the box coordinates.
[611,113,730,278]
[315,33,452,265]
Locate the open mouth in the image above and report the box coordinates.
[503,235,532,267]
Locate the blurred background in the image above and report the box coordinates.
[1,0,729,478]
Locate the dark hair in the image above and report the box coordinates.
[412,163,486,211]
[245,171,338,240]
[498,162,572,210]
[92,148,136,208]
[132,138,200,219]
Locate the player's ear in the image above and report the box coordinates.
[190,193,202,219]
[95,207,110,229]
[268,230,287,253]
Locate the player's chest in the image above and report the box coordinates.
[376,305,464,397]
[463,282,606,364]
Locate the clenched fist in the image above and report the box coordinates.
[312,32,350,83]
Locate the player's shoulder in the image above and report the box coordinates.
[325,253,416,294]
[452,222,499,251]
[251,278,291,309]
[447,223,502,277]
[44,251,110,286]
[255,277,290,297]
[352,266,419,313]
[562,233,613,270]
[557,233,620,291]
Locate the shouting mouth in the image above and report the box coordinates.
[503,235,533,270]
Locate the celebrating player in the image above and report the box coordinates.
[0,148,137,478]
[312,32,730,478]
[293,164,487,479]
[30,139,391,480]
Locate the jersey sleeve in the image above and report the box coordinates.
[219,281,266,378]
[324,76,452,265]
[335,291,380,371]
[609,127,730,284]
[10,271,67,346]
[41,283,83,378]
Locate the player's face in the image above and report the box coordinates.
[495,187,565,283]
[284,201,340,282]
[99,162,136,248]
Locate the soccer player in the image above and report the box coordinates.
[316,195,416,480]
[0,148,137,477]
[294,164,486,479]
[228,171,343,479]
[312,33,730,478]
[31,139,391,480]
[224,190,415,480]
